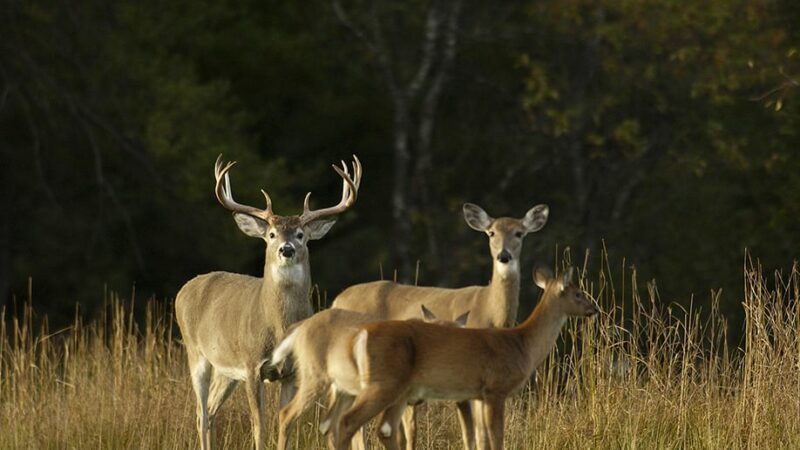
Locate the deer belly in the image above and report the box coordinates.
[213,365,249,381]
[410,384,474,402]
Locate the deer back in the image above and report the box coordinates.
[333,281,486,325]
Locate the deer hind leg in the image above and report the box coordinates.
[279,379,297,408]
[277,375,326,450]
[480,399,505,450]
[322,389,368,450]
[375,400,408,450]
[334,385,401,450]
[208,372,238,423]
[399,405,417,450]
[472,399,490,450]
[244,373,267,450]
[189,353,212,450]
[456,401,476,450]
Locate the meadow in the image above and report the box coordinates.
[1,254,799,449]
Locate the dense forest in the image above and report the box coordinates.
[1,0,798,330]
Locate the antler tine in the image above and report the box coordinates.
[352,154,362,189]
[213,155,273,219]
[300,155,363,224]
[338,159,351,204]
[260,189,274,216]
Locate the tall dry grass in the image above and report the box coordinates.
[1,254,799,449]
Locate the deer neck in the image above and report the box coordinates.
[516,290,567,370]
[261,258,312,326]
[486,260,520,328]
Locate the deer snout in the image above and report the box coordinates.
[497,249,512,264]
[279,243,296,258]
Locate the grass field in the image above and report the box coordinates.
[1,255,799,449]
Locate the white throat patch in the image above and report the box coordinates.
[494,259,519,280]
[271,264,306,285]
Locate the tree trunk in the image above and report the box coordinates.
[392,97,413,281]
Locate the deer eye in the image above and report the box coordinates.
[268,232,276,239]
[515,231,523,238]
[297,231,304,240]
[488,230,495,237]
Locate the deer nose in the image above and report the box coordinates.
[279,244,295,258]
[497,250,512,264]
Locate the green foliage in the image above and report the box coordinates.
[1,0,799,333]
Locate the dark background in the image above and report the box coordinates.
[1,0,798,333]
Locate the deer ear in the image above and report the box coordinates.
[522,204,549,233]
[454,311,470,327]
[234,213,268,238]
[420,305,437,321]
[562,267,575,286]
[533,266,553,289]
[463,203,493,232]
[305,219,336,240]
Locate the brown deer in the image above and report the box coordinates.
[271,305,469,450]
[331,267,598,450]
[175,154,362,450]
[331,203,549,449]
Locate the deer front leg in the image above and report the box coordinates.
[456,401,476,450]
[244,374,267,450]
[481,398,505,450]
[189,354,212,450]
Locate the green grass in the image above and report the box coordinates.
[1,255,799,449]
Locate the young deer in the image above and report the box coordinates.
[331,267,598,450]
[175,155,362,450]
[331,203,548,450]
[271,306,469,450]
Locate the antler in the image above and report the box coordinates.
[214,155,274,220]
[299,155,362,224]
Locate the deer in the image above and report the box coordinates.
[270,305,469,450]
[175,154,362,450]
[330,266,598,450]
[331,202,549,450]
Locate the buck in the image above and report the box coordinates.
[330,267,598,450]
[331,202,549,450]
[175,154,362,450]
[271,305,469,450]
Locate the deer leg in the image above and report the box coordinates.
[188,354,212,450]
[481,399,505,450]
[279,379,297,408]
[206,371,238,446]
[277,375,325,450]
[352,426,369,450]
[208,372,238,423]
[456,401,476,450]
[375,401,407,450]
[472,400,490,450]
[400,405,417,450]
[244,374,267,450]
[320,386,343,435]
[323,390,367,450]
[335,385,400,450]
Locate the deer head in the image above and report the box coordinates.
[462,203,549,278]
[214,155,362,275]
[533,266,599,317]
